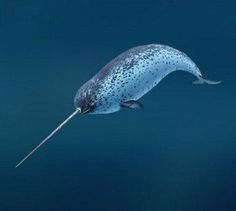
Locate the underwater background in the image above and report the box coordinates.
[0,0,235,210]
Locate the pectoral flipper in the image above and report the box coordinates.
[121,100,143,109]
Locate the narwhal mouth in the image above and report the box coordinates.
[82,108,91,114]
[81,104,95,114]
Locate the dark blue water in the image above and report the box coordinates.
[1,0,235,210]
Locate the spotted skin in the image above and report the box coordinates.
[74,44,202,114]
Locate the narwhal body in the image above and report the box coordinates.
[74,44,219,114]
[16,44,220,167]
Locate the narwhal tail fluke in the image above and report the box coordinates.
[15,108,81,168]
[192,77,221,85]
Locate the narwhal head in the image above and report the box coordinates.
[74,80,97,114]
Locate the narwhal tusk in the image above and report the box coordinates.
[15,108,81,168]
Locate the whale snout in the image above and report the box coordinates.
[74,91,96,114]
[74,97,89,113]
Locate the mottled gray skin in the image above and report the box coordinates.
[74,44,202,114]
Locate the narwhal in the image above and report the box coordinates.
[15,44,221,167]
